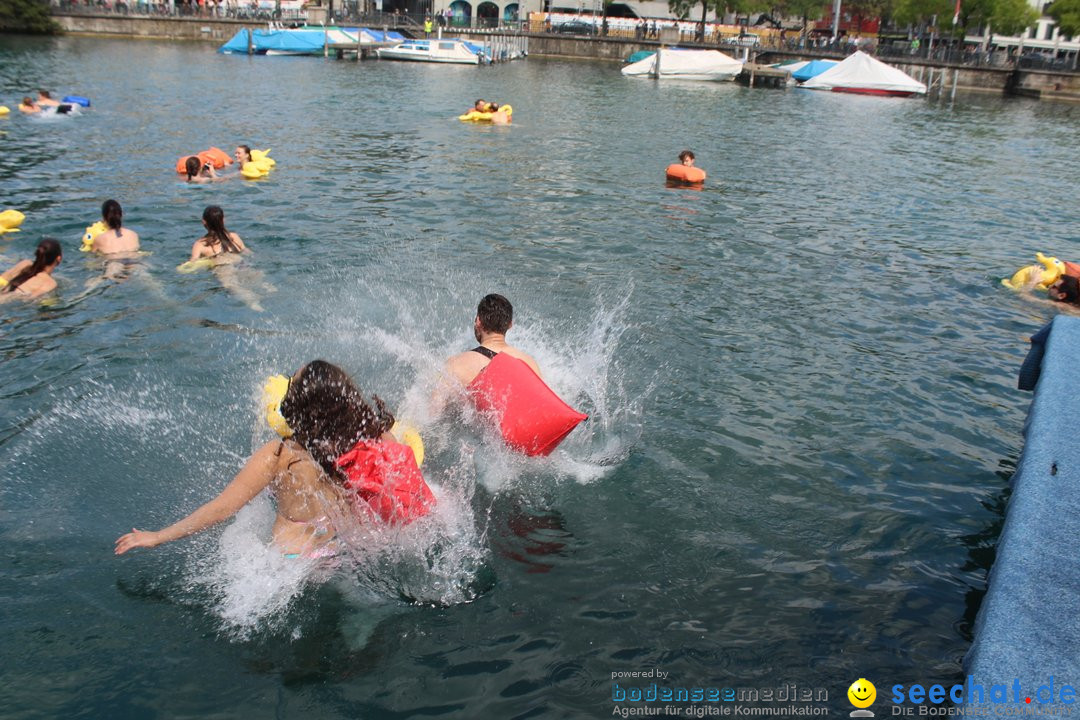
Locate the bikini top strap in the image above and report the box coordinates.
[470,346,497,360]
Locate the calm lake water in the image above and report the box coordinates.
[2,33,1078,719]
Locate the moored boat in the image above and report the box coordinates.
[621,48,743,82]
[376,38,486,65]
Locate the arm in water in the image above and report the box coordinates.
[114,440,280,554]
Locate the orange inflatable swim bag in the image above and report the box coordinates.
[666,164,706,183]
[335,440,435,525]
[467,353,588,456]
[175,146,233,174]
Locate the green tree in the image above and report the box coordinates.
[990,0,1039,33]
[890,0,951,26]
[771,0,825,34]
[0,0,58,33]
[1047,0,1080,35]
[668,0,768,41]
[962,0,1038,34]
[668,0,723,40]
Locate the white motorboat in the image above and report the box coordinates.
[621,47,743,81]
[376,38,486,65]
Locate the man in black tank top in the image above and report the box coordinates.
[432,294,543,414]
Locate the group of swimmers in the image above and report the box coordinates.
[465,98,511,124]
[115,293,541,558]
[0,199,247,301]
[183,145,255,184]
[18,90,75,115]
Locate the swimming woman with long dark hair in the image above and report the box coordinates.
[189,205,246,261]
[89,199,140,254]
[0,238,62,300]
[115,361,435,557]
[184,156,218,184]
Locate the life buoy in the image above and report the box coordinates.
[467,353,587,456]
[335,440,436,524]
[175,147,233,174]
[666,164,706,183]
[80,220,108,252]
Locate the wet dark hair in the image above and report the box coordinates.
[679,149,695,162]
[6,238,61,293]
[1052,276,1080,304]
[279,360,395,484]
[236,144,252,162]
[201,206,241,254]
[101,199,123,236]
[184,156,202,180]
[477,293,513,334]
[38,90,51,99]
[22,96,33,106]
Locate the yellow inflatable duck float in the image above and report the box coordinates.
[458,103,512,123]
[241,148,276,179]
[1002,252,1066,290]
[0,209,25,234]
[80,221,108,252]
[260,373,424,466]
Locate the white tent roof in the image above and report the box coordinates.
[801,51,926,95]
[621,48,742,79]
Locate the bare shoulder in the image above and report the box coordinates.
[446,350,488,386]
[505,347,542,376]
[2,259,31,281]
[230,233,246,251]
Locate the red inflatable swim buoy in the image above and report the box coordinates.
[665,164,706,183]
[467,353,588,456]
[335,440,435,525]
[175,146,233,174]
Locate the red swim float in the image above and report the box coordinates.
[335,440,435,525]
[665,164,706,183]
[175,146,233,174]
[467,353,588,456]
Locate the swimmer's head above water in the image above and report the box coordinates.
[1049,276,1080,304]
[101,199,124,234]
[475,293,513,340]
[3,238,62,294]
[272,361,395,483]
[234,144,252,165]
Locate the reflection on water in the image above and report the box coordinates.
[0,33,1078,718]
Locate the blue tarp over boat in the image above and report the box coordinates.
[792,59,837,83]
[218,27,405,55]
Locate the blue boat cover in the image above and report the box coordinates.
[219,28,250,53]
[964,314,1080,707]
[792,59,837,83]
[219,27,406,53]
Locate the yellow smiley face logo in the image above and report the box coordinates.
[848,678,876,708]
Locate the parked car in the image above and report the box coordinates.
[551,19,598,35]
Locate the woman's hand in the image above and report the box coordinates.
[115,528,163,555]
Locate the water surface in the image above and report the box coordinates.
[1,35,1078,719]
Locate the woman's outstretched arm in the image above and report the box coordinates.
[115,440,282,554]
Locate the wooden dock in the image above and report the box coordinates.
[736,62,791,88]
[326,40,397,60]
